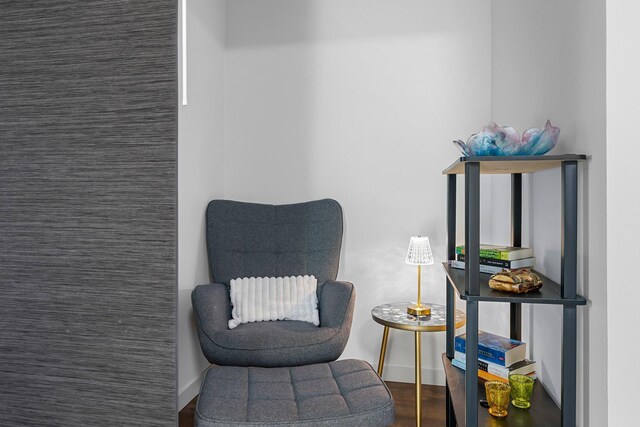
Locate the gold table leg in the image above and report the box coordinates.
[377,326,390,376]
[415,331,422,427]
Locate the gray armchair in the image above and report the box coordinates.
[191,199,355,367]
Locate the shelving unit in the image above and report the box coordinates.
[441,155,588,427]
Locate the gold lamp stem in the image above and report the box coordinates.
[417,264,422,307]
[408,264,431,316]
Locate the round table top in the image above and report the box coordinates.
[371,302,466,332]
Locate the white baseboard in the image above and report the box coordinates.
[178,368,208,410]
[378,364,446,386]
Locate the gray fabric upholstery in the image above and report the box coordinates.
[206,199,343,285]
[193,199,354,367]
[194,360,395,427]
[192,280,355,367]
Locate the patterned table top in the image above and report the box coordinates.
[371,302,466,332]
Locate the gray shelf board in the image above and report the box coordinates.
[442,154,587,175]
[442,354,561,427]
[442,262,587,305]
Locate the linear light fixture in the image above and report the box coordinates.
[182,0,188,106]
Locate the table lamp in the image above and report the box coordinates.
[406,235,434,316]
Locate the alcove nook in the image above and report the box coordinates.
[177,2,606,426]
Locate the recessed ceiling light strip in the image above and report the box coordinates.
[182,0,188,106]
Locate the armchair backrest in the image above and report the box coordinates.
[206,199,343,285]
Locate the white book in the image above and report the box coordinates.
[450,260,504,274]
[454,351,536,379]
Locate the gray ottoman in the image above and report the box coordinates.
[194,359,395,427]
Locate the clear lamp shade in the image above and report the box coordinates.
[406,236,434,265]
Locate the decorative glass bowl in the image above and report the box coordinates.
[453,120,560,157]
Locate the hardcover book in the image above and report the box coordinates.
[454,330,526,367]
[456,254,535,269]
[454,351,536,378]
[450,260,504,275]
[455,244,533,261]
[451,358,537,382]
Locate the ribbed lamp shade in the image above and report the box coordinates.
[406,236,434,266]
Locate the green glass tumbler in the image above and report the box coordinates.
[509,374,535,409]
[485,381,511,417]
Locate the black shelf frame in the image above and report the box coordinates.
[442,263,587,305]
[442,354,561,426]
[442,155,587,427]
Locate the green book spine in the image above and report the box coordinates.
[455,245,533,261]
[455,247,503,259]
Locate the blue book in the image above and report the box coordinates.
[454,330,526,367]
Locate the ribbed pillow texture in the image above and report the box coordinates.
[228,275,319,329]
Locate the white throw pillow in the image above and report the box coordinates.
[228,275,320,329]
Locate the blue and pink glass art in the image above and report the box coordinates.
[453,120,560,157]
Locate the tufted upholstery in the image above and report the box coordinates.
[194,360,395,427]
[192,280,354,367]
[205,199,343,286]
[193,199,355,367]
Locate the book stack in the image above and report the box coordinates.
[452,244,535,274]
[452,330,536,383]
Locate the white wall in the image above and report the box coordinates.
[178,5,615,424]
[224,0,491,384]
[177,0,225,409]
[491,1,606,425]
[607,2,640,426]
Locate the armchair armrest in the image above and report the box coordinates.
[191,283,231,333]
[319,280,355,328]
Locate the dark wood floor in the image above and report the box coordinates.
[179,381,445,427]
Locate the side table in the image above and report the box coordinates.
[371,302,465,427]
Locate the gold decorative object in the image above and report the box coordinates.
[488,268,543,294]
[406,236,435,316]
[485,381,511,417]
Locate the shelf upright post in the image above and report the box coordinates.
[464,162,481,294]
[445,173,457,427]
[510,173,523,341]
[464,161,480,427]
[561,162,578,297]
[561,160,578,427]
[445,384,455,427]
[446,174,457,359]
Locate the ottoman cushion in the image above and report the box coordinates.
[195,359,395,427]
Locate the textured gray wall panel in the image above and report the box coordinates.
[0,1,177,425]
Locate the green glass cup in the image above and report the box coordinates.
[509,374,535,409]
[485,381,511,417]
